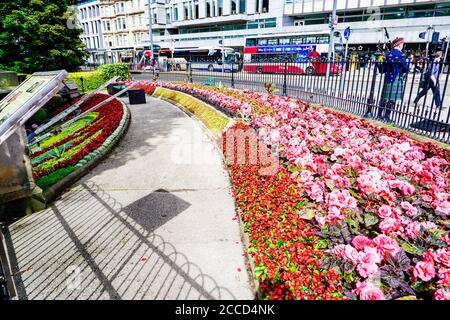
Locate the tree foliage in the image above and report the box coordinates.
[0,0,87,73]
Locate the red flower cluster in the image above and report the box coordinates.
[223,122,345,300]
[133,82,156,95]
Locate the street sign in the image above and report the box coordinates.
[344,27,351,40]
[432,32,440,44]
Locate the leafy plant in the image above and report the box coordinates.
[98,63,130,81]
[263,82,278,96]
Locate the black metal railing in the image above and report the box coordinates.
[132,55,450,144]
[0,223,11,300]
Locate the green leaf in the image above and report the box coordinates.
[276,240,284,248]
[401,242,423,256]
[396,296,417,300]
[320,145,332,152]
[247,247,257,254]
[348,188,362,200]
[314,239,329,250]
[364,213,379,227]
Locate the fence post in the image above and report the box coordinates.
[80,77,85,95]
[283,60,288,96]
[231,61,235,88]
[365,58,379,118]
[188,63,193,83]
[0,223,12,300]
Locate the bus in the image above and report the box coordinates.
[159,47,241,72]
[108,44,161,68]
[243,33,341,75]
[158,48,188,71]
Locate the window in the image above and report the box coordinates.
[218,0,223,16]
[231,0,237,14]
[239,0,246,14]
[262,0,269,13]
[206,2,211,17]
[184,2,189,20]
[194,1,199,18]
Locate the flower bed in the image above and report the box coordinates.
[31,93,126,190]
[152,87,230,135]
[134,81,450,300]
[222,122,345,300]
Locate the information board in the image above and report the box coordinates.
[0,70,68,145]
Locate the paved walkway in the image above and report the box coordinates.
[5,96,253,300]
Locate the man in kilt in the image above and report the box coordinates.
[377,37,410,122]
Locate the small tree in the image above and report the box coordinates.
[0,0,87,73]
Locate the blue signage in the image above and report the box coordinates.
[344,27,351,40]
[256,45,317,54]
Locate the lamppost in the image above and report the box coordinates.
[326,0,338,80]
[147,0,154,62]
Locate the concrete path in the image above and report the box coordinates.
[5,96,254,300]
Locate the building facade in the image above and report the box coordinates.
[77,0,105,65]
[79,0,450,63]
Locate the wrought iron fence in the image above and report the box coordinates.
[0,224,11,300]
[133,55,450,144]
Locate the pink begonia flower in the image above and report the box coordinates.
[443,235,450,245]
[327,206,345,225]
[240,104,252,116]
[388,180,416,196]
[352,235,376,251]
[354,281,385,300]
[405,221,421,239]
[357,263,379,278]
[304,181,324,203]
[401,201,418,216]
[379,217,401,235]
[412,261,436,282]
[343,245,360,264]
[331,244,345,258]
[373,234,401,259]
[327,190,357,210]
[433,248,450,267]
[269,129,281,144]
[298,170,314,183]
[356,248,381,278]
[437,268,450,286]
[376,205,393,219]
[434,200,450,215]
[362,246,382,264]
[434,289,450,300]
[315,215,327,228]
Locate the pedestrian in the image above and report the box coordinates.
[414,51,443,110]
[377,37,410,122]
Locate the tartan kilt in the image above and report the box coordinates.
[383,76,405,101]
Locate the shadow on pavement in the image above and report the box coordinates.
[5,180,236,300]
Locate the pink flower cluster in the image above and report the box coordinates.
[331,235,399,282]
[142,81,450,300]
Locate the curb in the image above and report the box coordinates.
[150,88,262,300]
[43,100,131,203]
